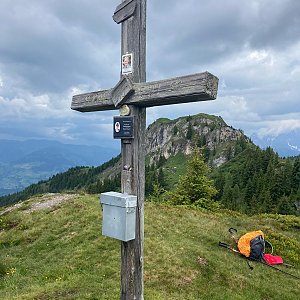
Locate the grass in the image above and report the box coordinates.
[155,118,172,125]
[0,194,299,299]
[163,153,188,189]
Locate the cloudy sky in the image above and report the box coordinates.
[0,0,299,150]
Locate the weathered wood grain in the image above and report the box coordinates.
[71,90,112,112]
[133,71,218,106]
[120,1,146,299]
[113,0,136,24]
[111,76,134,107]
[71,72,218,112]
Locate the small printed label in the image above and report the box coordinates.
[113,116,134,139]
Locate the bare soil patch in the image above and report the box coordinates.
[0,193,77,216]
[24,193,75,213]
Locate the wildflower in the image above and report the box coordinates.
[6,267,17,275]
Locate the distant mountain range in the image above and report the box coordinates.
[1,113,299,217]
[0,113,252,205]
[0,139,119,196]
[251,129,300,157]
[1,117,299,198]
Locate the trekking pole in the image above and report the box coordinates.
[219,242,254,269]
[219,242,300,279]
[255,259,300,280]
[283,263,294,268]
[218,242,240,254]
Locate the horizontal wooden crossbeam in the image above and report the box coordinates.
[71,71,218,112]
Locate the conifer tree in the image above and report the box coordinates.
[292,157,300,191]
[167,149,218,208]
[197,135,206,148]
[157,168,166,189]
[249,195,258,214]
[278,195,295,215]
[232,184,246,212]
[173,125,178,136]
[186,122,193,140]
[259,188,273,213]
[244,178,254,206]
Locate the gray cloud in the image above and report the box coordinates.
[0,0,120,93]
[0,0,299,148]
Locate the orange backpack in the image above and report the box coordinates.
[219,229,300,280]
[237,230,265,260]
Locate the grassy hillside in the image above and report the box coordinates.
[1,194,299,299]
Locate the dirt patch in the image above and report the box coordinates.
[197,256,208,266]
[24,193,75,213]
[178,270,199,286]
[0,203,22,216]
[0,194,77,216]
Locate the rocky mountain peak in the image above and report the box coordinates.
[145,113,251,167]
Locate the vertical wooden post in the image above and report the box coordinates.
[71,0,218,300]
[120,1,146,299]
[71,1,218,299]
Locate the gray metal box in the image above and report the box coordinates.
[100,191,137,242]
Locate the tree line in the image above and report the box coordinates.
[213,146,300,215]
[1,144,299,216]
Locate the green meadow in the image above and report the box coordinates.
[1,194,299,299]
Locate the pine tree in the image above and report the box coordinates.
[249,195,258,214]
[145,165,157,196]
[173,125,178,136]
[148,182,166,203]
[292,157,300,191]
[167,149,218,208]
[157,168,166,188]
[157,155,167,168]
[214,172,226,201]
[220,173,233,208]
[232,184,246,212]
[186,122,193,140]
[197,135,206,148]
[259,188,273,213]
[202,147,210,162]
[277,195,296,215]
[225,145,232,161]
[244,178,254,207]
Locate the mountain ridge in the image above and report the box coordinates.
[1,113,299,216]
[0,139,119,196]
[146,113,250,167]
[0,113,252,205]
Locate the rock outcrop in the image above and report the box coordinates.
[145,113,250,167]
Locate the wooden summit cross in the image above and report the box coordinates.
[71,0,218,299]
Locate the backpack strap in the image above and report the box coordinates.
[228,228,238,244]
[249,234,265,260]
[265,240,273,254]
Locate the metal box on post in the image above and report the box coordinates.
[100,191,137,242]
